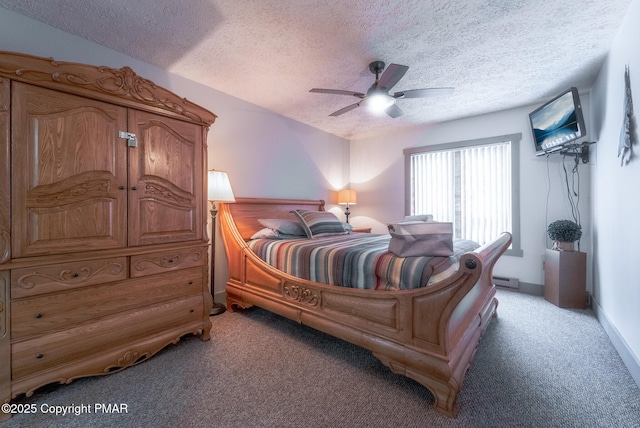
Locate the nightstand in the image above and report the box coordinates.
[352,227,372,233]
[544,249,587,309]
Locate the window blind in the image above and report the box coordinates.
[409,141,512,246]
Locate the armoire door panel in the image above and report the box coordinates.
[11,83,128,257]
[128,110,203,246]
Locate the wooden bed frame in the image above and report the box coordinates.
[219,198,512,417]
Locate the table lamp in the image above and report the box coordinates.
[338,189,357,224]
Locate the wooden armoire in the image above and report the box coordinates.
[0,51,216,418]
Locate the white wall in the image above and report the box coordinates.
[349,104,593,289]
[0,8,350,295]
[590,0,640,385]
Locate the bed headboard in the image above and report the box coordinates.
[220,197,325,241]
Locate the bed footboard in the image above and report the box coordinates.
[220,198,511,417]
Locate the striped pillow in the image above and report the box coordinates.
[291,210,348,238]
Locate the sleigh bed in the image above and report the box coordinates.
[219,198,511,417]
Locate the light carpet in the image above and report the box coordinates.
[3,289,639,427]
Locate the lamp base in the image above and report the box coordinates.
[210,301,226,316]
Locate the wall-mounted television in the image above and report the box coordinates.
[529,87,586,156]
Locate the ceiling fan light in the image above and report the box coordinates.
[364,93,395,113]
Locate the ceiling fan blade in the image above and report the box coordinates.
[394,87,455,99]
[310,88,365,98]
[385,104,404,118]
[329,102,361,117]
[377,64,409,91]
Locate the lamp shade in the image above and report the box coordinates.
[208,170,236,202]
[338,189,357,205]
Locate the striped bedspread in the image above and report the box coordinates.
[247,233,479,290]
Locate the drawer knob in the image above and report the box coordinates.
[36,354,44,359]
[131,186,137,190]
[168,259,174,263]
[190,309,195,313]
[188,281,193,285]
[35,313,43,319]
[72,272,79,278]
[119,185,126,190]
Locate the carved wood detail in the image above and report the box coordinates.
[283,285,319,306]
[111,350,147,371]
[12,323,205,400]
[0,51,217,126]
[15,262,125,290]
[142,180,192,206]
[133,250,204,273]
[32,179,111,207]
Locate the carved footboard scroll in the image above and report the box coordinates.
[219,198,511,417]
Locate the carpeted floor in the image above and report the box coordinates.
[3,289,639,427]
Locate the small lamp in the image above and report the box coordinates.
[208,170,236,316]
[338,189,357,224]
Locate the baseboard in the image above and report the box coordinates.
[493,275,519,289]
[592,296,640,389]
[496,281,543,296]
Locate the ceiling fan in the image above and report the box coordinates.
[309,60,454,118]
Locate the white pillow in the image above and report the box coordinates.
[250,228,279,239]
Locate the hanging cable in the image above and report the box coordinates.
[572,153,581,227]
[561,148,583,251]
[545,154,552,247]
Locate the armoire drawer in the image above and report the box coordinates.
[11,267,203,339]
[11,257,128,299]
[12,294,204,380]
[130,246,205,278]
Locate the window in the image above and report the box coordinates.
[404,133,522,256]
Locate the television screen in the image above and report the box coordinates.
[529,87,586,156]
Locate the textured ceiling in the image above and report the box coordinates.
[0,0,632,140]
